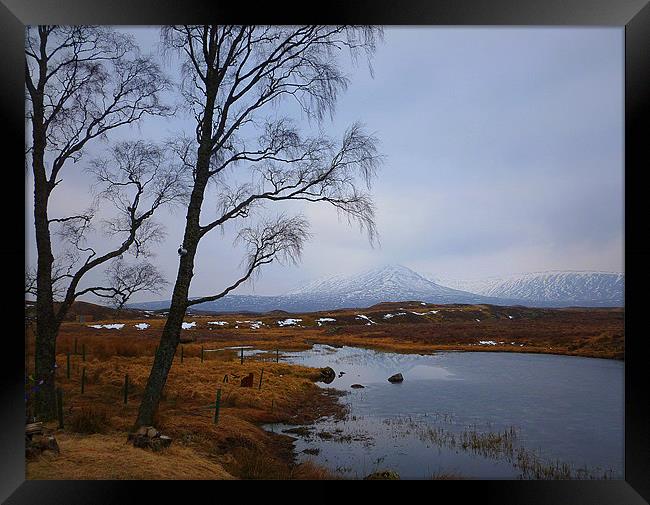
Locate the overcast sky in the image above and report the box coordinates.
[25,27,624,301]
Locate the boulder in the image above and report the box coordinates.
[133,425,150,437]
[26,433,60,459]
[319,367,336,384]
[364,470,400,480]
[129,426,172,451]
[387,373,404,383]
[150,435,173,452]
[350,384,365,389]
[25,422,44,437]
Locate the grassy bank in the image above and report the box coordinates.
[26,334,346,480]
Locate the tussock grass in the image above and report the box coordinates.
[27,433,235,480]
[67,407,110,434]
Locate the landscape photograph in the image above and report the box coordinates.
[24,25,624,480]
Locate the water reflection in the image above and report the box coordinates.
[266,345,624,480]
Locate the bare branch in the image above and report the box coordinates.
[25,26,173,192]
[53,141,183,322]
[201,122,382,242]
[187,214,310,307]
[74,259,167,311]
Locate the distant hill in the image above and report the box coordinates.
[25,300,158,321]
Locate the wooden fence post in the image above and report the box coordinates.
[74,337,78,355]
[240,347,244,364]
[82,343,86,362]
[181,346,184,364]
[214,389,222,424]
[81,368,86,394]
[123,374,129,405]
[56,388,64,429]
[276,348,279,363]
[201,346,204,363]
[66,352,70,379]
[258,368,264,390]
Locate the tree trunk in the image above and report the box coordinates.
[135,58,219,428]
[33,314,59,420]
[134,254,194,427]
[134,174,208,428]
[32,106,58,420]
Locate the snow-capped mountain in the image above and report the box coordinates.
[130,266,624,314]
[284,264,492,308]
[432,271,624,306]
[132,265,495,313]
[288,264,471,299]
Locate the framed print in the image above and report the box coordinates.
[4,0,649,503]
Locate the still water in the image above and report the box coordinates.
[265,345,624,479]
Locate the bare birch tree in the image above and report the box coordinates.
[135,25,383,428]
[25,25,176,419]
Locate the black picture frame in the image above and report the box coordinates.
[4,1,649,502]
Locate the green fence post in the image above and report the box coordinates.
[214,389,222,424]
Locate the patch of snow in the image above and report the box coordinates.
[475,319,481,323]
[355,314,376,324]
[410,310,439,316]
[278,318,302,326]
[134,323,149,330]
[508,315,514,319]
[383,312,407,319]
[420,302,427,306]
[182,321,196,329]
[478,340,497,346]
[88,324,125,330]
[236,320,264,329]
[316,317,336,326]
[207,321,229,326]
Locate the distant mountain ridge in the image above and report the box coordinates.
[432,271,624,306]
[128,265,624,313]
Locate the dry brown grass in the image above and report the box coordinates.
[26,324,343,480]
[67,407,110,434]
[27,433,235,480]
[24,303,623,480]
